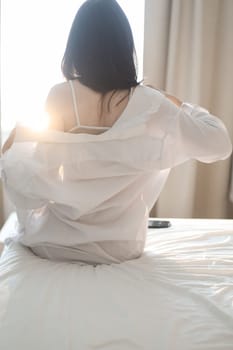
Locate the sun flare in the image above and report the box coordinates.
[17,111,49,132]
[2,0,144,134]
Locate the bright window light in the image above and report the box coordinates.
[1,0,145,133]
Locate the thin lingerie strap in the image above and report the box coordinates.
[69,80,110,132]
[69,80,80,127]
[68,80,133,132]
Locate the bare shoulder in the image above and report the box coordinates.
[45,82,71,131]
[45,82,70,106]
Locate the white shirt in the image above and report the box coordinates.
[0,85,232,249]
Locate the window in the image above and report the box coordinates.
[1,0,145,133]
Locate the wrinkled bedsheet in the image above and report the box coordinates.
[0,217,233,350]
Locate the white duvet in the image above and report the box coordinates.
[0,217,233,350]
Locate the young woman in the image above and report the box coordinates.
[1,0,232,264]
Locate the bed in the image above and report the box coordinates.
[0,214,233,350]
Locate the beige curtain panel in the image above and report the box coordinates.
[144,0,233,218]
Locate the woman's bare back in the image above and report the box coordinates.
[45,79,132,133]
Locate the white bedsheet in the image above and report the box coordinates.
[0,216,233,350]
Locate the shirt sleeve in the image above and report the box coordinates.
[158,97,232,169]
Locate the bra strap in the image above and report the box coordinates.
[69,80,80,127]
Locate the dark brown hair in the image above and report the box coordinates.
[61,0,139,94]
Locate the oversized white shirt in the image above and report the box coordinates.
[0,86,232,249]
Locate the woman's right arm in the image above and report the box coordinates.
[158,94,232,169]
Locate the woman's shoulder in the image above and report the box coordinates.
[46,81,70,102]
[136,84,167,105]
[140,84,182,107]
[134,84,166,106]
[45,81,72,131]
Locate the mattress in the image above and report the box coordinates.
[0,215,233,350]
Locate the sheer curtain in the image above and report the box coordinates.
[144,0,233,218]
[0,113,3,228]
[0,0,3,227]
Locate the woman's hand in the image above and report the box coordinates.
[163,92,182,107]
[1,128,16,154]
